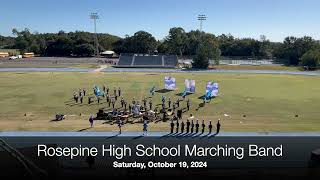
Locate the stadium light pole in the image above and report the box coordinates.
[197,14,207,48]
[90,12,100,57]
[197,14,207,32]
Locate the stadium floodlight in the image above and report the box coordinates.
[197,14,207,32]
[90,12,100,57]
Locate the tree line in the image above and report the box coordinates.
[0,27,319,69]
[5,28,120,57]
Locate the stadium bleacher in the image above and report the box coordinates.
[164,55,178,67]
[115,54,178,68]
[117,55,133,66]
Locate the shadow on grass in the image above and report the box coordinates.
[132,135,144,140]
[195,102,206,111]
[102,120,114,125]
[175,92,192,97]
[198,95,205,100]
[198,95,215,101]
[65,101,107,107]
[77,127,91,132]
[106,133,120,139]
[155,89,173,93]
[49,119,62,122]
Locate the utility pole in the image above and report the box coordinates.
[90,12,99,57]
[197,14,207,32]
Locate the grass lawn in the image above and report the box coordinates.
[0,72,319,132]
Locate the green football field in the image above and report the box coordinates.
[0,72,319,132]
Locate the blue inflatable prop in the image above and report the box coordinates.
[181,88,188,97]
[93,85,105,97]
[205,90,212,99]
[150,86,156,95]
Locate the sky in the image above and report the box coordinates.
[1,0,320,42]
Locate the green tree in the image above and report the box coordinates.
[300,49,320,69]
[218,33,235,56]
[130,31,157,53]
[73,44,95,57]
[258,35,272,58]
[185,30,203,56]
[98,33,120,51]
[165,27,187,56]
[112,38,128,54]
[192,34,221,69]
[114,31,157,54]
[46,36,73,56]
[0,35,15,48]
[10,28,121,56]
[274,36,316,65]
[156,40,168,53]
[12,28,32,53]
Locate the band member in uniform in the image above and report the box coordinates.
[208,120,213,134]
[176,120,179,133]
[190,120,194,133]
[118,87,121,97]
[181,121,185,133]
[201,120,205,134]
[195,120,199,133]
[186,119,190,133]
[187,99,190,111]
[170,119,174,134]
[216,119,221,134]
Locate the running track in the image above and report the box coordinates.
[0,67,319,76]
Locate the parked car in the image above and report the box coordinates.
[9,55,22,60]
[9,56,18,60]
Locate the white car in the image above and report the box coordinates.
[9,56,18,60]
[9,55,22,60]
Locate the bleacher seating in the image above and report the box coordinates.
[116,54,177,68]
[164,55,178,66]
[134,56,162,66]
[117,55,133,66]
